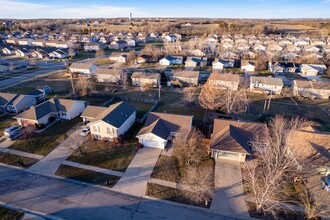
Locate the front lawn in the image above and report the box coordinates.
[9,118,81,155]
[151,156,181,182]
[67,140,138,172]
[55,165,120,188]
[0,207,24,220]
[0,152,39,168]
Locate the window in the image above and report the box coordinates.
[62,112,67,116]
[106,127,111,134]
[93,126,98,132]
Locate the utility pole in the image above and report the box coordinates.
[158,77,161,101]
[67,58,75,95]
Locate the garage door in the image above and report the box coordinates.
[141,139,165,149]
[216,151,240,161]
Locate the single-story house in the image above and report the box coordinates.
[208,73,241,91]
[300,64,327,76]
[185,56,207,68]
[69,62,97,75]
[95,67,121,83]
[109,52,128,63]
[131,72,160,87]
[172,70,200,86]
[81,101,136,141]
[212,59,235,70]
[293,80,330,99]
[209,119,265,162]
[136,112,193,149]
[250,76,284,95]
[14,97,86,127]
[159,55,183,66]
[241,60,255,72]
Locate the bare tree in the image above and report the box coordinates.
[218,89,250,116]
[141,44,161,61]
[75,77,94,96]
[181,166,214,206]
[173,127,208,167]
[127,50,136,65]
[95,49,105,60]
[68,48,75,58]
[119,68,128,89]
[244,115,306,217]
[183,87,197,111]
[198,85,222,113]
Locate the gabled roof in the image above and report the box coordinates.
[70,62,95,69]
[0,92,18,106]
[251,76,284,86]
[210,119,265,154]
[131,72,160,79]
[84,101,137,128]
[241,60,255,67]
[294,80,330,90]
[209,73,241,83]
[136,112,193,140]
[95,67,120,76]
[173,70,200,79]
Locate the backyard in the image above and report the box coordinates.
[9,117,82,155]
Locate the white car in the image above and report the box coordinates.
[4,126,20,136]
[80,127,90,136]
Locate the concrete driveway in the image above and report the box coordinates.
[211,159,250,217]
[112,147,161,197]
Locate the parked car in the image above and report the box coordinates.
[80,127,90,136]
[320,176,330,192]
[4,125,20,136]
[8,130,21,141]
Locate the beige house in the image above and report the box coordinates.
[208,73,241,91]
[250,76,284,95]
[69,62,97,75]
[109,52,128,63]
[131,72,160,87]
[136,112,193,149]
[185,57,207,68]
[300,64,327,76]
[95,67,121,83]
[210,119,265,162]
[241,60,255,72]
[172,70,200,86]
[81,101,136,141]
[293,80,330,99]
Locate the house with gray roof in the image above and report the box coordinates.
[136,112,193,149]
[14,97,86,127]
[131,72,160,87]
[250,76,284,95]
[293,80,330,99]
[0,93,19,114]
[69,62,97,75]
[81,101,136,140]
[172,70,200,86]
[95,67,121,83]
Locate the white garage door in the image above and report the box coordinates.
[141,139,165,149]
[216,151,240,161]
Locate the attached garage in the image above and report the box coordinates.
[137,133,168,149]
[211,149,247,162]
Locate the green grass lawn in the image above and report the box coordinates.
[0,152,39,168]
[0,207,24,220]
[9,118,81,155]
[55,165,120,188]
[68,141,138,172]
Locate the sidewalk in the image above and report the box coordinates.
[62,160,124,177]
[28,126,86,175]
[112,147,162,197]
[1,148,43,160]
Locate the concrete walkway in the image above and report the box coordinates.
[210,159,250,217]
[62,160,124,177]
[0,138,15,149]
[149,178,192,192]
[1,148,43,160]
[112,147,162,197]
[0,164,246,220]
[28,127,86,175]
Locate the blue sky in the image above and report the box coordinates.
[1,0,330,19]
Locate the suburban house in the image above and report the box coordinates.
[300,64,327,76]
[185,57,207,68]
[159,56,183,66]
[212,59,235,70]
[241,60,256,72]
[14,97,86,127]
[172,70,200,86]
[250,76,284,94]
[131,72,160,87]
[109,52,128,63]
[17,38,32,46]
[84,42,102,51]
[209,119,265,162]
[109,40,127,50]
[81,101,136,141]
[293,80,330,99]
[208,73,241,91]
[136,112,193,149]
[269,62,285,74]
[95,67,121,83]
[0,93,19,114]
[136,54,152,64]
[69,62,97,75]
[48,49,69,59]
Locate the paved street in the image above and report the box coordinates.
[0,165,245,220]
[211,159,250,217]
[112,148,162,197]
[0,63,65,89]
[28,127,85,175]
